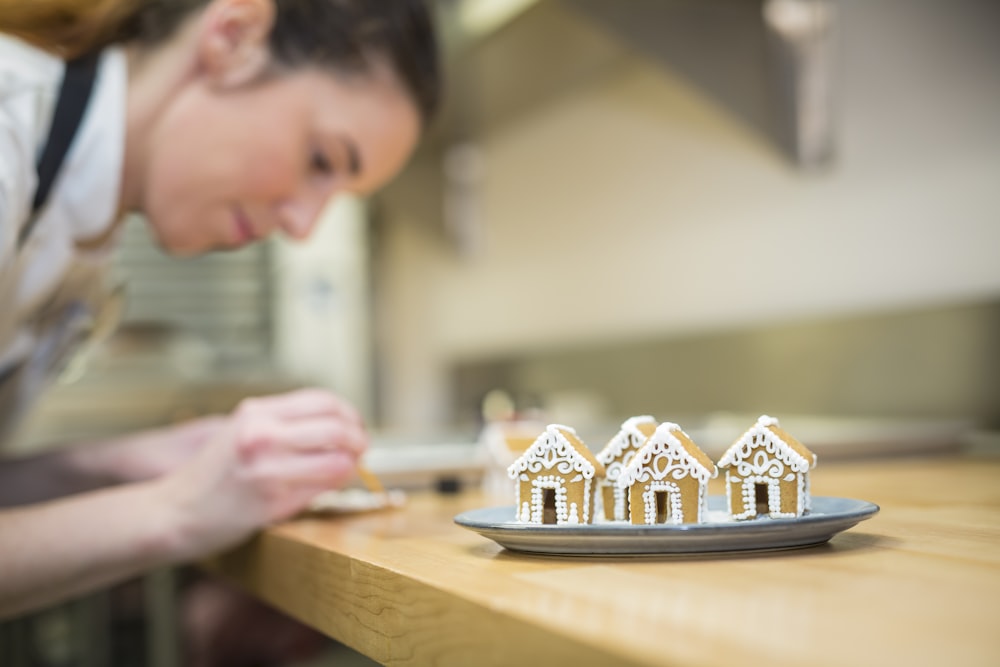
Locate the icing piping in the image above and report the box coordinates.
[640,481,683,524]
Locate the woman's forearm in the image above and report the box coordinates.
[0,417,225,507]
[0,440,120,507]
[0,477,193,620]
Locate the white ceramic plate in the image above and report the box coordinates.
[454,496,879,556]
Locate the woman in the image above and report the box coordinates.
[0,0,439,631]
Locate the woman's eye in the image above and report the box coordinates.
[311,151,333,175]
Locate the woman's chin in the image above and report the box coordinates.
[144,220,248,256]
[150,234,209,257]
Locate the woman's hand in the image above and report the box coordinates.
[153,389,368,558]
[0,389,367,619]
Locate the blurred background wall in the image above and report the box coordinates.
[372,0,1000,434]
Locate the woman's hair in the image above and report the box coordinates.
[0,0,441,123]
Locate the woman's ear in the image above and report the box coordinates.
[195,0,275,87]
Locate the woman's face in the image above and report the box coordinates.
[140,64,420,255]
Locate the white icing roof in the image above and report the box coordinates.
[596,415,657,466]
[717,415,817,472]
[618,422,718,487]
[507,424,603,479]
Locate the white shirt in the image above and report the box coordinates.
[0,34,127,445]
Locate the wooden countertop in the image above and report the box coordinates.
[210,456,1000,667]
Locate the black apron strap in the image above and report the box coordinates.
[18,52,101,249]
[0,362,19,388]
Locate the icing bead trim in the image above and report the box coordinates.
[641,481,683,524]
[515,475,595,524]
[725,472,810,519]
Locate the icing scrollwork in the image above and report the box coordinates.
[604,460,625,482]
[524,443,579,476]
[511,427,598,480]
[618,425,716,488]
[735,448,786,478]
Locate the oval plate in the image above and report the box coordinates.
[454,496,879,556]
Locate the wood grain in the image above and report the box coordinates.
[209,457,1000,667]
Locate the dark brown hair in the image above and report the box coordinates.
[0,0,441,124]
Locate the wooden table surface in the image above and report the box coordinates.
[211,456,1000,667]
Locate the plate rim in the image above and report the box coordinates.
[455,495,880,533]
[454,496,879,555]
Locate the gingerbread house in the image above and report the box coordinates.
[595,416,658,521]
[717,415,817,520]
[618,422,717,525]
[508,424,605,524]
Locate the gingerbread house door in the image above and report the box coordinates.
[643,481,682,524]
[530,479,568,524]
[743,477,779,518]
